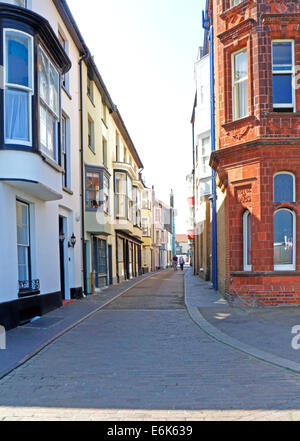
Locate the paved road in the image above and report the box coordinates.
[1,270,300,421]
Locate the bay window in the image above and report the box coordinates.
[127,176,133,222]
[4,29,33,145]
[232,48,248,120]
[86,167,110,212]
[272,41,295,112]
[38,47,59,161]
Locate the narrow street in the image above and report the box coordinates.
[1,270,300,421]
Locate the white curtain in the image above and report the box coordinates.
[5,89,29,142]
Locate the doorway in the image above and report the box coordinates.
[59,216,66,300]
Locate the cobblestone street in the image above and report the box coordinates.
[1,270,300,421]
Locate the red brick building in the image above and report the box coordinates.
[210,0,300,303]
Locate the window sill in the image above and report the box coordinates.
[221,0,250,19]
[63,186,73,195]
[18,290,40,299]
[62,86,72,100]
[265,111,300,117]
[222,115,256,131]
[231,271,300,277]
[87,94,95,107]
[88,145,96,155]
[40,152,64,173]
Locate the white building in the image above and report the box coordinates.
[191,48,212,279]
[0,0,83,329]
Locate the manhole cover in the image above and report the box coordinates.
[24,317,64,329]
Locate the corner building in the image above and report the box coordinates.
[211,0,300,303]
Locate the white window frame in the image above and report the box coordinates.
[4,28,34,146]
[243,210,252,271]
[274,208,296,271]
[38,46,60,161]
[230,0,243,7]
[232,48,249,121]
[272,40,295,112]
[273,171,295,203]
[61,113,71,189]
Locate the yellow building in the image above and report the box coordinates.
[81,58,144,291]
[141,185,153,273]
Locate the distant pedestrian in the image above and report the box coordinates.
[179,256,185,271]
[172,255,178,271]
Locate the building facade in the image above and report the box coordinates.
[141,184,153,274]
[0,0,84,330]
[209,0,300,303]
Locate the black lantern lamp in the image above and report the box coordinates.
[68,233,77,248]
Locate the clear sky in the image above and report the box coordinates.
[68,0,206,233]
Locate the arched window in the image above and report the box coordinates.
[274,172,295,203]
[243,210,252,271]
[274,209,296,270]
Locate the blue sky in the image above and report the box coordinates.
[68,0,206,233]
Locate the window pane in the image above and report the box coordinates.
[273,75,292,104]
[86,172,100,208]
[5,89,30,142]
[49,64,59,115]
[246,213,252,266]
[274,211,293,265]
[272,42,292,69]
[237,80,248,118]
[18,246,29,281]
[6,31,31,87]
[274,174,294,202]
[234,51,248,82]
[38,49,49,105]
[16,203,29,245]
[40,105,47,148]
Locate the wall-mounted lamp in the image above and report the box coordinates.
[68,233,77,248]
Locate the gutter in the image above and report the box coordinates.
[79,51,89,295]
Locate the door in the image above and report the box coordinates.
[59,216,66,300]
[93,238,108,289]
[108,245,113,285]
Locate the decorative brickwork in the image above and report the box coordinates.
[212,0,300,304]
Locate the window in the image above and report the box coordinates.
[58,31,69,92]
[274,209,295,270]
[142,217,151,237]
[115,172,127,218]
[88,117,94,151]
[38,47,59,161]
[142,189,151,210]
[103,137,108,168]
[201,137,210,175]
[5,0,26,6]
[61,115,70,189]
[4,29,33,145]
[243,211,252,271]
[16,200,30,283]
[232,49,248,120]
[102,101,107,125]
[230,0,242,7]
[87,76,93,101]
[127,176,133,222]
[272,41,294,112]
[274,172,295,203]
[116,131,120,161]
[85,167,110,212]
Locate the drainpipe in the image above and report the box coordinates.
[192,121,196,275]
[203,12,218,291]
[79,51,89,295]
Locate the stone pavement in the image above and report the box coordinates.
[185,269,300,372]
[0,270,166,380]
[1,270,300,420]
